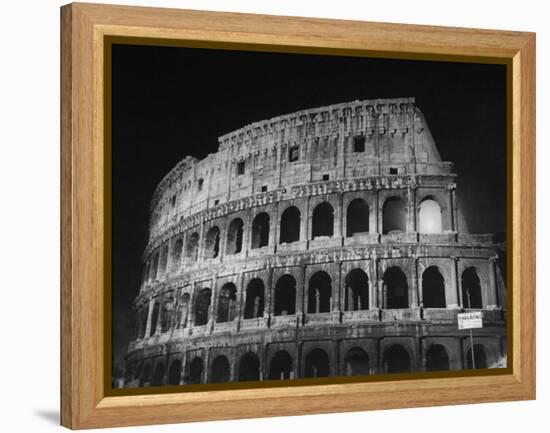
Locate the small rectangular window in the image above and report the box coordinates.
[353,136,366,152]
[214,199,219,206]
[237,161,246,175]
[322,174,330,181]
[261,185,267,192]
[171,195,176,207]
[197,178,204,191]
[389,167,398,175]
[289,145,299,162]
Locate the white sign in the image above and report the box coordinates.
[457,311,483,330]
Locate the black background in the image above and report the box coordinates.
[112,44,506,375]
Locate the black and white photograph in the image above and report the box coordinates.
[111,43,508,389]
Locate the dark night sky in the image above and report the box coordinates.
[111,44,506,373]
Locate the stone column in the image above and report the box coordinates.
[411,258,419,308]
[447,257,460,308]
[297,265,306,318]
[189,282,198,327]
[377,191,384,235]
[144,297,154,338]
[378,280,385,309]
[197,219,206,261]
[179,351,188,385]
[486,256,499,310]
[335,193,344,239]
[155,298,163,335]
[333,261,342,313]
[447,183,457,232]
[301,197,310,242]
[265,266,274,318]
[235,272,246,322]
[208,276,218,328]
[164,238,173,278]
[407,186,417,233]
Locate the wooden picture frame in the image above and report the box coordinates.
[60,2,535,429]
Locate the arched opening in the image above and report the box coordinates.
[185,232,199,261]
[383,197,407,234]
[280,206,300,244]
[210,356,231,383]
[244,278,264,319]
[188,357,203,384]
[344,269,369,311]
[159,244,169,276]
[160,299,171,333]
[238,352,261,382]
[216,283,237,323]
[307,271,332,313]
[305,348,330,378]
[205,226,221,259]
[139,363,151,387]
[426,344,450,371]
[383,345,411,373]
[346,199,369,237]
[150,301,160,335]
[274,274,296,316]
[467,344,488,369]
[151,363,165,386]
[422,266,446,308]
[461,267,483,309]
[171,237,183,270]
[251,212,270,249]
[383,267,409,309]
[269,351,293,380]
[150,252,159,281]
[419,198,442,234]
[344,347,370,376]
[312,202,334,238]
[194,288,211,326]
[167,360,182,385]
[178,293,190,328]
[226,218,244,254]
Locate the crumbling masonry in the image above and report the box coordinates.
[124,97,507,387]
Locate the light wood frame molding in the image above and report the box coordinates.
[60,2,535,429]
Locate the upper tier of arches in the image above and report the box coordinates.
[147,98,452,238]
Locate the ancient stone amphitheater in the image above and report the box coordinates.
[124,97,507,388]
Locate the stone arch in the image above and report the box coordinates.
[383,344,411,373]
[204,226,221,259]
[461,267,483,309]
[238,352,261,382]
[344,268,369,311]
[344,347,370,376]
[307,271,332,313]
[151,362,165,386]
[382,196,407,234]
[425,344,450,371]
[304,348,330,378]
[418,196,442,234]
[383,267,409,309]
[194,288,211,326]
[187,357,203,384]
[312,202,334,238]
[226,218,244,254]
[171,237,183,270]
[244,278,265,319]
[167,360,182,385]
[185,232,199,261]
[140,363,151,387]
[210,355,231,383]
[422,266,446,308]
[467,344,488,369]
[346,198,369,237]
[150,301,160,335]
[274,274,297,316]
[280,206,301,244]
[269,350,293,380]
[251,212,270,249]
[217,282,237,323]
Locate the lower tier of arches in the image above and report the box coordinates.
[123,327,506,388]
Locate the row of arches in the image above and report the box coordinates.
[137,265,485,338]
[144,196,446,284]
[134,343,490,386]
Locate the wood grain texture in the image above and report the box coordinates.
[60,2,536,429]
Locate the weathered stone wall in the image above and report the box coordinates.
[125,98,506,388]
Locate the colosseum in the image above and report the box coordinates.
[123,97,507,388]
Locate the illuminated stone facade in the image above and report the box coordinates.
[124,97,507,387]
